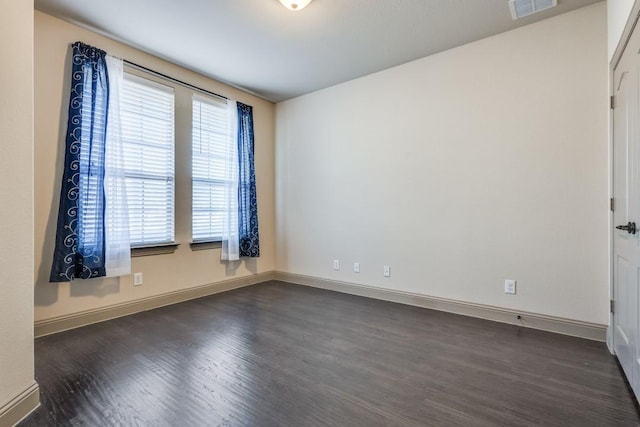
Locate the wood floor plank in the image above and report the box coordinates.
[21,281,640,426]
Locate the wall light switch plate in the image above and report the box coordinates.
[353,262,360,273]
[504,279,516,295]
[333,259,340,270]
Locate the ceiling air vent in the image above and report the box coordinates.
[509,0,557,20]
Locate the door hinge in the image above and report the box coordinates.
[610,197,615,212]
[611,299,615,314]
[611,95,615,109]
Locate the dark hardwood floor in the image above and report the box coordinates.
[21,281,639,426]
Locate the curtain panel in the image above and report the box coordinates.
[221,100,240,261]
[103,56,131,277]
[50,42,110,281]
[237,102,260,257]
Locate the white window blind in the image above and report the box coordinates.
[192,95,231,242]
[121,73,175,247]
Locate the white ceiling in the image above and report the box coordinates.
[35,0,601,103]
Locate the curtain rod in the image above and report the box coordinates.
[123,59,229,101]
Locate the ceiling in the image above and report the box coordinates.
[35,0,601,103]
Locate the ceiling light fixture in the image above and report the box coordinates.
[508,0,557,20]
[278,0,313,11]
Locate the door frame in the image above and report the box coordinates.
[610,1,640,353]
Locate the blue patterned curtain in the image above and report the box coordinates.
[237,102,260,257]
[50,42,109,282]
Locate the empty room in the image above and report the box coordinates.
[2,0,640,425]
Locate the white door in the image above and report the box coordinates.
[613,22,640,400]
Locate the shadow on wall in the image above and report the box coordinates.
[35,46,70,307]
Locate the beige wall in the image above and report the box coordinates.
[0,0,36,411]
[34,11,275,322]
[276,3,608,324]
[608,0,636,61]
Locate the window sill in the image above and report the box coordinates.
[190,240,222,251]
[131,243,180,257]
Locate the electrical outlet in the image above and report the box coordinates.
[353,262,360,273]
[504,279,516,295]
[333,259,340,270]
[383,265,391,277]
[134,272,143,286]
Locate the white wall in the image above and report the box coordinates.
[276,3,608,324]
[608,0,636,61]
[34,12,276,322]
[0,0,36,411]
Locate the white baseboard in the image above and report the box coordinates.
[34,271,275,338]
[0,382,39,427]
[274,271,608,342]
[33,270,608,342]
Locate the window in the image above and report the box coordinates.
[121,74,175,247]
[192,95,232,242]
